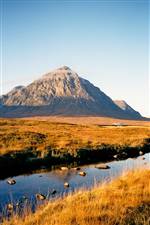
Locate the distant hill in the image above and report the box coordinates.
[0,66,142,119]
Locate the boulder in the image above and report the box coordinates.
[36,193,46,200]
[79,171,86,176]
[139,151,143,155]
[7,179,16,185]
[95,164,110,169]
[60,167,68,171]
[73,167,80,171]
[64,182,69,188]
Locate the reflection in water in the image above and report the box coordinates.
[0,153,149,214]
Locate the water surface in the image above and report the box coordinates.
[0,153,149,214]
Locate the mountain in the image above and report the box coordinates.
[114,100,141,118]
[0,66,142,119]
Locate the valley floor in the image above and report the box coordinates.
[0,118,150,155]
[2,168,150,225]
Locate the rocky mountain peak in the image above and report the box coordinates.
[40,66,79,83]
[58,66,72,71]
[0,67,142,119]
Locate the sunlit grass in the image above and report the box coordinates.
[0,119,150,155]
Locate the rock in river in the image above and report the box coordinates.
[73,167,80,171]
[139,151,143,155]
[79,171,86,176]
[64,182,69,188]
[60,167,69,171]
[7,179,16,185]
[36,193,46,200]
[95,164,110,169]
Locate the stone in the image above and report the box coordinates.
[73,167,80,171]
[7,179,16,185]
[64,182,69,188]
[60,167,69,171]
[36,193,46,200]
[95,164,110,169]
[139,151,143,155]
[79,171,86,176]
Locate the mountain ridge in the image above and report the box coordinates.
[0,66,143,119]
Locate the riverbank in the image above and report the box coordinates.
[0,141,149,179]
[0,119,150,178]
[2,168,150,225]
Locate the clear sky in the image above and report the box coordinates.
[0,0,149,116]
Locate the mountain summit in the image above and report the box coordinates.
[0,66,142,119]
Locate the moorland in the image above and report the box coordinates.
[0,117,149,178]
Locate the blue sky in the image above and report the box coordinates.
[0,0,149,116]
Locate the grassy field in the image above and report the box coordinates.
[0,118,149,179]
[0,118,150,155]
[2,168,150,225]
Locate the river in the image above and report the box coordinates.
[0,153,149,216]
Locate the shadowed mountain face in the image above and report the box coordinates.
[0,66,142,119]
[114,100,141,118]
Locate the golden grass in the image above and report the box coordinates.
[0,118,150,155]
[2,169,150,225]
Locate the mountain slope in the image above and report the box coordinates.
[114,100,141,119]
[0,66,142,119]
